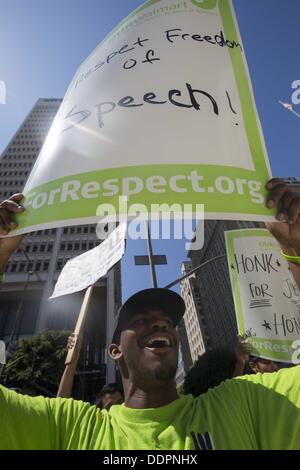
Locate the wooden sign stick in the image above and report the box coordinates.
[65,284,94,365]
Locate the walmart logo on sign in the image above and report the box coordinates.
[0,340,6,364]
[0,80,6,105]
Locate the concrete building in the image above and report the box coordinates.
[0,99,121,398]
[180,262,205,368]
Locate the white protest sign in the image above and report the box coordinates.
[225,229,300,363]
[50,223,127,299]
[15,0,273,235]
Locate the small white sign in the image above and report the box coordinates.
[50,223,127,299]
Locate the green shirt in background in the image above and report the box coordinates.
[1,365,300,450]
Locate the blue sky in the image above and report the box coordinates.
[0,0,299,300]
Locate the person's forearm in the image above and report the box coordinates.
[57,363,77,398]
[279,241,300,290]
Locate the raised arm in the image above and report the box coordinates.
[0,193,25,273]
[0,195,93,450]
[57,334,82,398]
[266,178,300,289]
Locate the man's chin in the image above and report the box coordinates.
[152,365,178,383]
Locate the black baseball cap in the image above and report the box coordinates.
[111,288,186,344]
[249,356,260,363]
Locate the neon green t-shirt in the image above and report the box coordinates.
[1,366,300,450]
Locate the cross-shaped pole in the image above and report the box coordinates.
[134,222,167,288]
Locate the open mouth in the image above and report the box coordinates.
[144,335,172,350]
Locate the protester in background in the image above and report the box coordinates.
[183,338,252,397]
[183,344,279,399]
[183,348,236,397]
[1,179,300,450]
[234,337,253,376]
[57,336,124,407]
[95,383,124,410]
[248,356,278,374]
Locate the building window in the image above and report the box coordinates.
[35,262,41,271]
[47,244,53,252]
[74,243,80,250]
[56,260,63,270]
[11,263,17,273]
[43,261,49,271]
[67,243,73,251]
[19,262,26,272]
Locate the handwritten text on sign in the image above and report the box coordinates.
[50,223,127,299]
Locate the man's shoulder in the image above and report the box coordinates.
[234,364,300,388]
[193,365,300,404]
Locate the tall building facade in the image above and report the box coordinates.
[180,262,205,367]
[0,99,121,398]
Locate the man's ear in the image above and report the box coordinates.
[108,343,123,361]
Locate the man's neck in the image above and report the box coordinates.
[124,381,178,409]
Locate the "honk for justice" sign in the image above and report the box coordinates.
[226,229,300,363]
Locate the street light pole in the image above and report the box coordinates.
[164,254,227,290]
[35,227,63,332]
[6,270,32,347]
